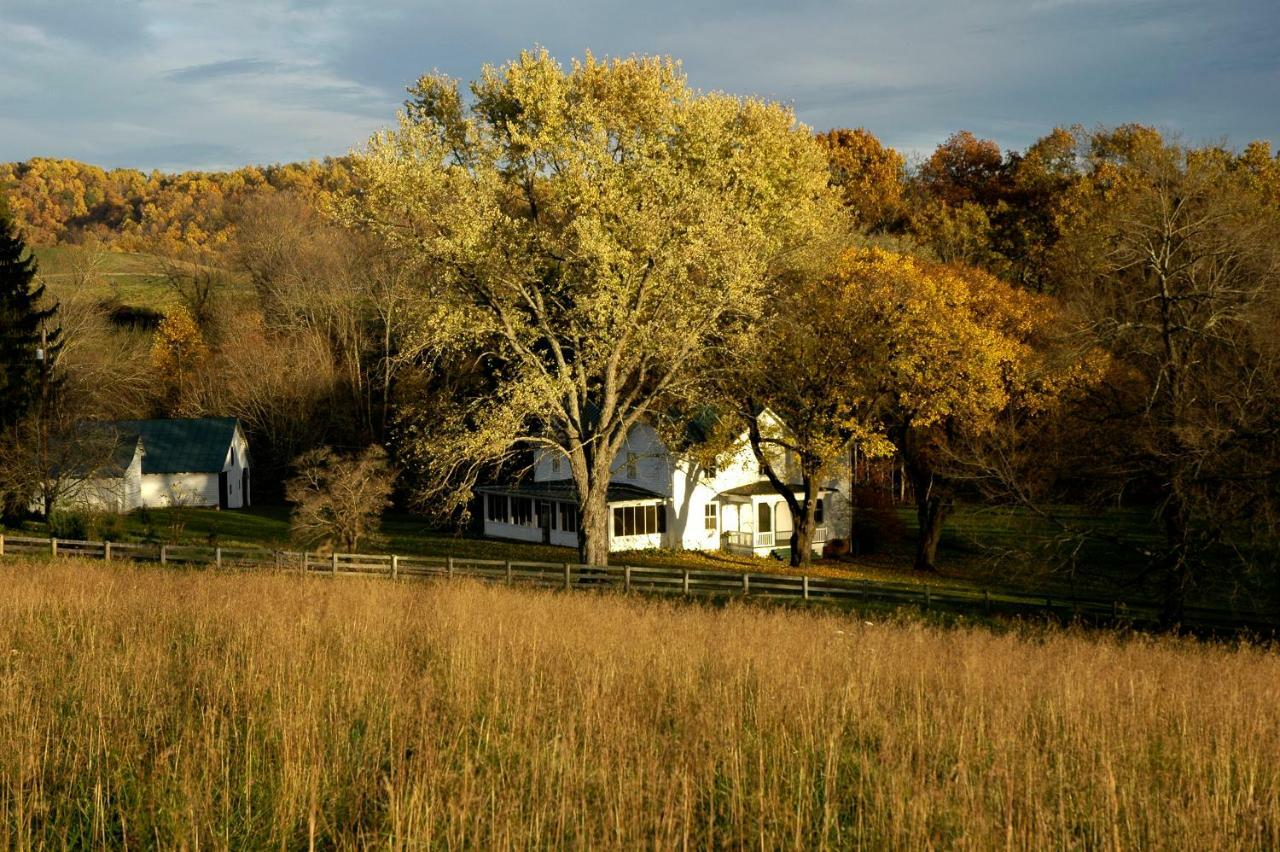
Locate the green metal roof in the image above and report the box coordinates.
[480,480,665,503]
[107,418,241,474]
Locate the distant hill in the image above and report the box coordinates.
[0,156,355,251]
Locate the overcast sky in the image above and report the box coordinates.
[1,0,1276,171]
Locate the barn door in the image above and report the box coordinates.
[218,471,229,509]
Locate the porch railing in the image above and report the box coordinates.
[723,528,827,551]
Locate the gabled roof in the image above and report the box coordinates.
[715,481,837,499]
[105,418,241,474]
[102,431,143,476]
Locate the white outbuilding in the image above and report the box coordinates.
[65,417,252,512]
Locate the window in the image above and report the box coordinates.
[815,498,824,525]
[626,452,638,479]
[704,503,718,531]
[559,502,579,533]
[486,493,509,523]
[511,497,534,526]
[612,503,666,537]
[551,455,561,473]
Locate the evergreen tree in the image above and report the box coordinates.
[0,198,59,430]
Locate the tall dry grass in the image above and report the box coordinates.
[1,559,1277,849]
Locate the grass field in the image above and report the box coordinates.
[33,246,178,311]
[32,246,253,313]
[1,559,1277,847]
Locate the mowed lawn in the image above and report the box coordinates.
[1,560,1277,848]
[18,501,1277,615]
[20,503,964,587]
[33,246,253,312]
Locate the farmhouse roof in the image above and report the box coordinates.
[481,480,665,503]
[716,481,837,499]
[105,418,240,474]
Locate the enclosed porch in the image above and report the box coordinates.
[479,481,669,552]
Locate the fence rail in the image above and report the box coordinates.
[0,533,1274,634]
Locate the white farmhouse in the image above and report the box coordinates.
[63,418,251,512]
[479,414,851,558]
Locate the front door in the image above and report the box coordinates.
[217,471,229,509]
[757,502,772,546]
[539,501,553,544]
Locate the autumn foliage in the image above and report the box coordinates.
[0,157,353,252]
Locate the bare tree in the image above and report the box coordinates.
[1050,135,1280,625]
[285,445,395,553]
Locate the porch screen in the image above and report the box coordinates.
[559,502,579,533]
[486,494,509,523]
[511,497,534,526]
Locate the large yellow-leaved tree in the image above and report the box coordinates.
[335,49,839,565]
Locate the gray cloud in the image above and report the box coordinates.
[165,58,288,83]
[1,0,152,51]
[0,0,1275,170]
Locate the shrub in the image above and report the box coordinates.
[47,510,92,541]
[286,445,395,552]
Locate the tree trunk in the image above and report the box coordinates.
[788,477,819,568]
[789,512,814,568]
[744,411,820,568]
[904,449,949,572]
[578,480,611,567]
[913,495,948,572]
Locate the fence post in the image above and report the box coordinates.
[563,562,571,590]
[742,573,749,595]
[215,547,222,569]
[505,560,513,585]
[331,552,338,575]
[803,575,810,600]
[447,556,454,579]
[0,533,5,557]
[51,538,58,558]
[160,544,167,565]
[1111,600,1118,619]
[624,565,632,593]
[104,540,111,561]
[303,551,310,573]
[391,554,399,580]
[683,569,690,596]
[274,551,281,570]
[924,586,931,609]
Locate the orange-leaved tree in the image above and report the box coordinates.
[815,128,905,232]
[833,248,1088,571]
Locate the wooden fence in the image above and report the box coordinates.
[0,533,1274,635]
